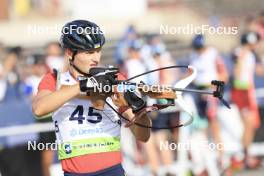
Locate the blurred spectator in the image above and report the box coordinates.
[2,47,22,99]
[114,25,138,66]
[188,34,228,175]
[122,35,181,175]
[124,39,148,83]
[141,34,166,67]
[25,53,56,176]
[45,42,66,72]
[0,46,42,176]
[254,11,264,39]
[230,31,262,169]
[255,11,264,65]
[25,54,47,96]
[143,44,178,176]
[150,43,175,84]
[245,11,264,64]
[122,38,154,174]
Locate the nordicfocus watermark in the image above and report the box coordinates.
[160,24,238,35]
[27,140,116,151]
[27,24,62,35]
[28,141,58,151]
[27,24,105,35]
[62,25,104,35]
[89,82,174,94]
[160,141,225,151]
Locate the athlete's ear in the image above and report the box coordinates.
[65,48,73,59]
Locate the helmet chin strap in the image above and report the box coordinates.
[69,50,91,77]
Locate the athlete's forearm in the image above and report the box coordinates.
[130,114,151,142]
[123,109,151,142]
[32,84,80,118]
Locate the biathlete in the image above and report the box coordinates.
[32,20,153,176]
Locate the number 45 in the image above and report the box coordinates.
[69,105,102,124]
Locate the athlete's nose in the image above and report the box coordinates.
[92,51,101,63]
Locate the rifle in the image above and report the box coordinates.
[81,65,230,129]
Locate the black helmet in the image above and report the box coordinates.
[60,20,105,51]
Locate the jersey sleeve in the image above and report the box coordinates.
[38,72,56,92]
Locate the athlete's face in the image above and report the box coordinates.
[67,48,101,75]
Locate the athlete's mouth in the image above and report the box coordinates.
[90,62,98,67]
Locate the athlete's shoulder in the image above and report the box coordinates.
[38,71,57,92]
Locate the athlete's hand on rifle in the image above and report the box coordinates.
[112,89,157,127]
[77,67,118,110]
[78,74,116,94]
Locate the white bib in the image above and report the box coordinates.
[53,71,121,160]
